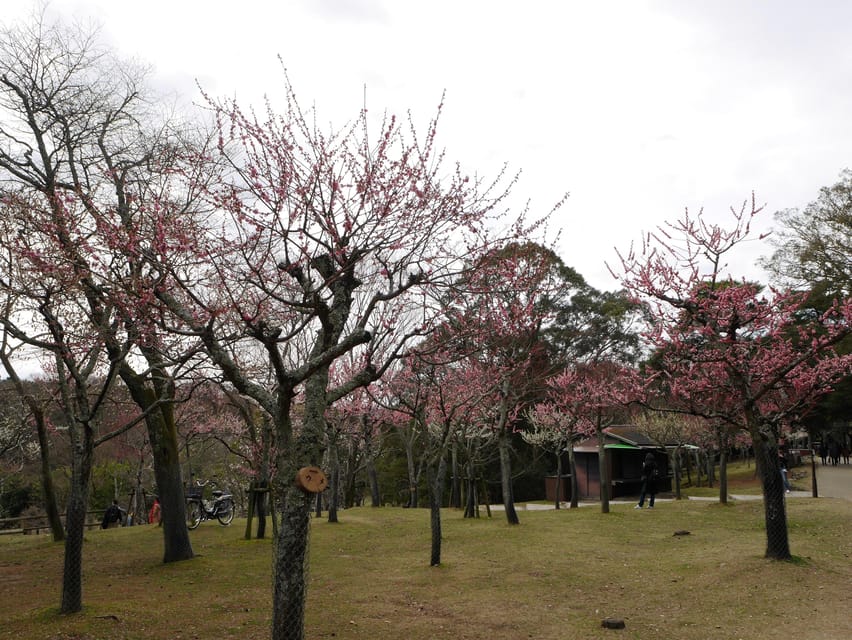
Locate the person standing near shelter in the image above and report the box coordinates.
[779,452,792,492]
[829,440,840,466]
[818,441,828,465]
[635,452,659,509]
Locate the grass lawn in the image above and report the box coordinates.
[673,457,814,498]
[1,492,849,640]
[677,458,761,497]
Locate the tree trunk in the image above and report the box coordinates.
[327,439,339,523]
[495,382,519,525]
[35,411,64,541]
[567,443,579,509]
[341,444,352,509]
[364,428,381,507]
[685,449,693,486]
[464,459,477,518]
[673,446,682,500]
[271,484,313,640]
[184,436,193,484]
[753,436,791,560]
[141,390,193,561]
[596,423,610,514]
[258,412,274,536]
[245,482,256,539]
[60,429,94,614]
[554,451,563,509]
[256,482,268,539]
[429,455,448,566]
[340,435,360,508]
[271,364,329,640]
[480,477,492,518]
[810,450,818,498]
[449,444,461,509]
[404,439,419,508]
[707,450,715,488]
[149,414,193,562]
[367,458,381,507]
[130,454,146,525]
[719,445,729,505]
[0,361,64,541]
[497,429,519,525]
[120,365,193,563]
[244,407,273,540]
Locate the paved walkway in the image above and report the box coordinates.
[812,460,852,501]
[491,462,852,510]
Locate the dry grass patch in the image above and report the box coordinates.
[1,496,850,640]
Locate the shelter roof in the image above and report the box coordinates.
[572,426,665,453]
[605,425,663,448]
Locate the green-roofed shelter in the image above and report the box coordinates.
[546,425,670,501]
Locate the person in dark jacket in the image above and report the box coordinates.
[829,440,840,466]
[635,453,659,509]
[818,442,828,465]
[101,500,123,529]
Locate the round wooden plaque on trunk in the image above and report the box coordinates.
[295,466,328,493]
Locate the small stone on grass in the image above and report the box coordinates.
[601,617,626,629]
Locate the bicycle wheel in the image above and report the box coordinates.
[186,501,202,529]
[217,499,235,526]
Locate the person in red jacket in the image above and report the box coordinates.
[148,497,162,525]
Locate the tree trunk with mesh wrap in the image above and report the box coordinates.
[60,427,94,614]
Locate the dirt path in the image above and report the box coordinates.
[813,460,852,501]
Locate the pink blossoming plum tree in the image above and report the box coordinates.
[615,199,852,559]
[548,362,643,512]
[152,79,549,639]
[524,402,587,509]
[0,11,217,608]
[443,241,565,524]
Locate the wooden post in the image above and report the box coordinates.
[244,481,256,540]
[270,485,278,538]
[811,448,819,498]
[480,477,491,518]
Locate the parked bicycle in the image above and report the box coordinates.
[185,480,235,529]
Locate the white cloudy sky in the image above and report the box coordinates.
[6,0,852,290]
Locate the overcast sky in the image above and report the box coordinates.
[7,0,852,290]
